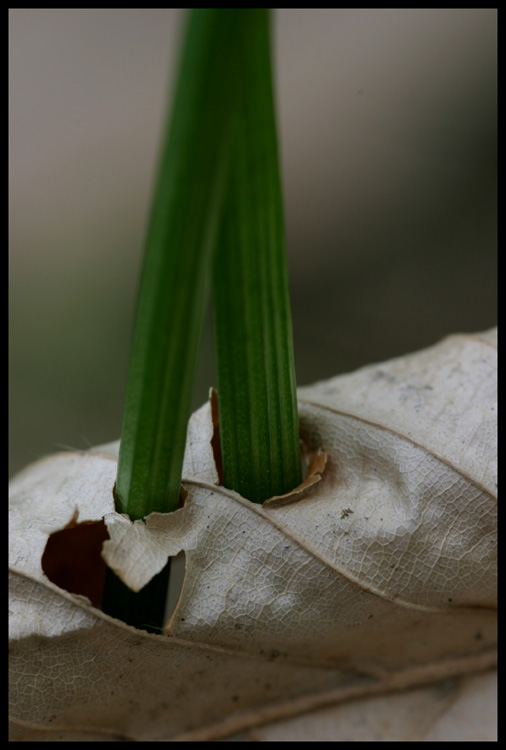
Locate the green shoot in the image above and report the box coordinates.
[115,10,245,521]
[103,10,251,631]
[102,9,302,631]
[213,10,302,503]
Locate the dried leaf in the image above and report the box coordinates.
[247,668,497,742]
[9,329,497,741]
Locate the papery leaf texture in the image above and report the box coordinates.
[9,328,496,741]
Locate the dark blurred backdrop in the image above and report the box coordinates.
[9,9,497,477]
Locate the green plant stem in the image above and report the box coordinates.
[102,10,252,631]
[213,10,302,503]
[115,10,244,520]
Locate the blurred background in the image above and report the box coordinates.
[9,9,497,477]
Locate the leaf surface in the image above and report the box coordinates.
[9,329,497,741]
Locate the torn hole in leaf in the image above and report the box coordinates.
[178,483,189,509]
[41,512,109,608]
[301,437,327,483]
[263,444,327,508]
[209,386,327,505]
[165,551,186,624]
[209,386,223,485]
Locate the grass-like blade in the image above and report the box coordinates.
[103,10,250,631]
[213,10,302,503]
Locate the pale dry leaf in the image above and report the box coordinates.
[9,328,497,741]
[247,668,497,742]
